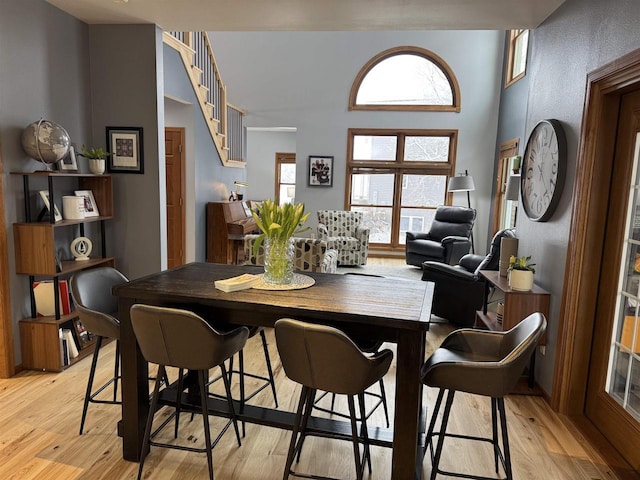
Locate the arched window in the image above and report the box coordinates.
[349,46,460,112]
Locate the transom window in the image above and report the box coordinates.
[505,29,529,87]
[349,46,461,112]
[275,152,296,205]
[346,129,456,251]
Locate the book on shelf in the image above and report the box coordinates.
[33,280,72,317]
[62,328,79,359]
[59,329,69,366]
[214,273,261,292]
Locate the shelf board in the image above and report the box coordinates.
[11,171,111,178]
[21,311,78,325]
[475,310,503,331]
[14,216,114,228]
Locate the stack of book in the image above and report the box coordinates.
[214,273,261,292]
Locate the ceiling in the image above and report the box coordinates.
[46,0,565,32]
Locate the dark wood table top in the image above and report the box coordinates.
[114,262,432,335]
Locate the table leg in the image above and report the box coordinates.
[119,297,149,461]
[391,330,426,480]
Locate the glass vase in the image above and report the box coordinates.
[263,237,295,284]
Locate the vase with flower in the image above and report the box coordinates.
[251,199,310,284]
[508,255,536,291]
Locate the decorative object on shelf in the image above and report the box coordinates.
[229,180,248,201]
[21,118,71,170]
[251,199,310,284]
[106,126,144,173]
[77,145,111,175]
[508,255,536,291]
[448,169,476,252]
[70,236,93,261]
[38,190,62,222]
[308,155,333,186]
[499,236,519,277]
[57,145,78,172]
[521,119,567,222]
[74,190,99,217]
[496,302,504,325]
[62,195,85,220]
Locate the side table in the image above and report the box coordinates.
[475,270,550,387]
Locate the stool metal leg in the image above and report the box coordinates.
[347,395,363,480]
[430,389,455,480]
[137,365,165,480]
[424,388,445,458]
[113,340,120,402]
[260,329,278,407]
[378,378,390,428]
[491,397,499,474]
[198,369,215,480]
[357,392,372,474]
[79,336,103,435]
[174,368,185,439]
[497,398,513,480]
[283,386,310,480]
[220,363,242,447]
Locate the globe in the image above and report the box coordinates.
[21,119,71,165]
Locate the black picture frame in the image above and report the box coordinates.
[308,155,333,187]
[106,126,144,174]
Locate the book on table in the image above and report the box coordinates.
[214,273,260,292]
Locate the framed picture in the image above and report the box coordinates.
[308,155,334,187]
[57,145,78,172]
[38,190,62,222]
[74,190,99,217]
[106,126,144,174]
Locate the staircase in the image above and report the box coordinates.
[164,31,245,168]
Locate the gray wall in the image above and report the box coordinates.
[246,129,297,202]
[495,0,640,393]
[209,31,505,252]
[0,0,92,364]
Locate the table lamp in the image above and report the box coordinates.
[230,180,249,201]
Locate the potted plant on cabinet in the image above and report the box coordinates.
[78,145,111,175]
[508,255,536,291]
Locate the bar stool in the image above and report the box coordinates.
[130,304,249,480]
[275,318,393,480]
[421,313,547,480]
[70,267,128,435]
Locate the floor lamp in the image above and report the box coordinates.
[448,169,476,253]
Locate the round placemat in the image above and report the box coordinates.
[252,273,315,291]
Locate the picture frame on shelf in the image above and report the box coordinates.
[74,190,99,217]
[308,155,333,187]
[56,145,78,172]
[38,190,62,222]
[106,126,144,174]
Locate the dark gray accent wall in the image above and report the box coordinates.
[0,0,92,365]
[495,0,640,394]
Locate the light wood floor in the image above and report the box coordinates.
[0,261,624,480]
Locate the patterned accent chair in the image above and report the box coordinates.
[316,210,370,266]
[243,235,338,273]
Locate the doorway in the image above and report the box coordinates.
[554,49,640,474]
[165,128,186,269]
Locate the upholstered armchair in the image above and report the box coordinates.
[405,206,476,267]
[316,210,370,266]
[243,235,338,273]
[421,228,516,327]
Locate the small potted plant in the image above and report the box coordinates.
[78,145,111,175]
[508,255,536,291]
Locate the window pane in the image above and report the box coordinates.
[513,30,529,78]
[353,206,391,243]
[351,173,394,206]
[404,136,451,162]
[280,163,296,183]
[353,135,397,161]
[402,175,447,207]
[279,185,295,205]
[399,208,437,244]
[356,54,453,106]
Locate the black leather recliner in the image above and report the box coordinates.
[405,206,476,267]
[421,228,516,327]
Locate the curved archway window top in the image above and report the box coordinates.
[349,46,461,112]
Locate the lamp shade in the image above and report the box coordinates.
[234,180,249,188]
[505,174,521,201]
[448,174,475,192]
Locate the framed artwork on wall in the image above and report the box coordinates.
[106,126,144,174]
[308,155,333,187]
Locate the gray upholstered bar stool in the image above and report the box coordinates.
[130,304,249,480]
[421,312,547,480]
[275,318,393,480]
[70,266,129,435]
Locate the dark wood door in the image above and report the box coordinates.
[165,128,185,269]
[586,89,640,470]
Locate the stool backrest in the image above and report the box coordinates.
[275,318,392,395]
[70,267,128,339]
[130,304,249,370]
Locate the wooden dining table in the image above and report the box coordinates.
[113,262,433,480]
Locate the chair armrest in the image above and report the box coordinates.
[406,231,430,241]
[440,329,504,357]
[317,223,329,240]
[441,236,472,265]
[422,261,479,282]
[355,226,370,242]
[459,254,486,272]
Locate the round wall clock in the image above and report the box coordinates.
[521,119,567,222]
